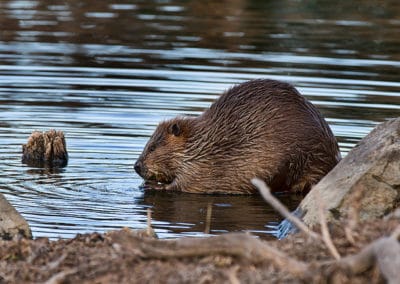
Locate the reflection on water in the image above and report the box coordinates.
[140,191,302,238]
[0,0,399,239]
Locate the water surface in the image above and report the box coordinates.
[0,0,399,239]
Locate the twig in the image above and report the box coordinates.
[315,191,341,260]
[344,226,356,245]
[226,265,240,284]
[41,254,68,271]
[251,178,320,240]
[204,202,212,234]
[44,268,77,284]
[344,184,363,245]
[147,208,152,236]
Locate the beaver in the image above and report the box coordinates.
[134,79,341,194]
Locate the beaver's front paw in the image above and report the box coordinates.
[141,181,167,191]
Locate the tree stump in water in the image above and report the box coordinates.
[22,130,68,167]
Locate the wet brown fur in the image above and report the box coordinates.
[135,79,341,194]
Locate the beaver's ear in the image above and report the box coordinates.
[169,120,191,137]
[170,123,181,136]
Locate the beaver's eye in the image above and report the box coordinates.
[148,145,156,152]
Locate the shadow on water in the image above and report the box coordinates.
[0,0,399,239]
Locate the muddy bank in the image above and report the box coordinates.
[0,215,399,284]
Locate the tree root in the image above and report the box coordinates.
[336,225,400,283]
[251,178,400,282]
[108,230,311,278]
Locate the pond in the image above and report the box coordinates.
[0,0,399,239]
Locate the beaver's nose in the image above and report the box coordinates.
[134,160,143,175]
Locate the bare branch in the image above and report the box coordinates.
[44,268,77,284]
[146,208,155,237]
[251,178,320,240]
[204,202,212,234]
[315,191,341,260]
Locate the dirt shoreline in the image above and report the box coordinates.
[0,216,398,284]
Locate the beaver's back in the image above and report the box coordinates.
[183,79,340,193]
[204,80,328,137]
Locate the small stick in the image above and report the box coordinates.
[44,268,77,284]
[344,184,363,245]
[315,191,341,260]
[344,226,356,245]
[251,178,320,240]
[226,265,240,284]
[147,208,152,236]
[204,202,212,234]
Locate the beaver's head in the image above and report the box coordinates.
[134,118,192,187]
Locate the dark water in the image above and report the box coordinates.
[0,0,399,239]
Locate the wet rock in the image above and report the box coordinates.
[22,130,68,168]
[298,117,400,227]
[0,193,32,240]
